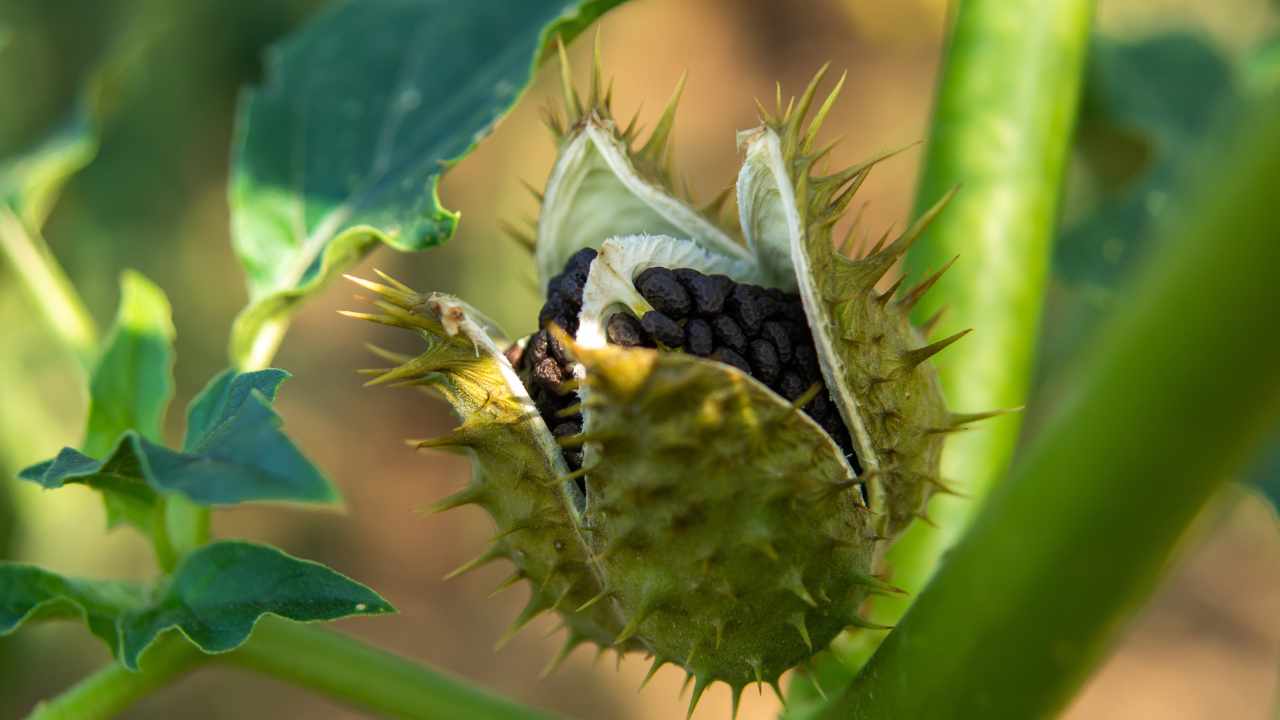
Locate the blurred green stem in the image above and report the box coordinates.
[221,617,554,720]
[31,619,556,719]
[823,87,1280,719]
[0,208,98,367]
[25,634,205,720]
[876,0,1094,621]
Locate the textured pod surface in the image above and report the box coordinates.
[349,44,986,714]
[571,339,880,698]
[343,284,626,655]
[737,70,957,538]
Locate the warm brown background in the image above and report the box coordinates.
[1,0,1277,718]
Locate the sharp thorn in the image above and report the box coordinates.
[897,255,958,313]
[901,328,972,369]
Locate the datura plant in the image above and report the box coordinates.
[347,52,987,715]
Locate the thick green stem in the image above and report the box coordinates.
[220,617,555,720]
[823,88,1280,719]
[25,634,206,720]
[882,0,1096,617]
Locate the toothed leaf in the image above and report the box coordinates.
[20,368,338,508]
[229,0,627,364]
[26,271,174,531]
[0,543,392,671]
[0,564,144,650]
[84,271,174,458]
[115,541,393,670]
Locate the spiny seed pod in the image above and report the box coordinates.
[346,42,1004,716]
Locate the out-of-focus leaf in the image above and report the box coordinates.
[0,113,101,364]
[0,113,97,231]
[83,271,175,457]
[1246,36,1280,92]
[0,563,144,650]
[228,0,627,367]
[1244,423,1280,517]
[23,270,176,532]
[1058,34,1235,288]
[115,541,393,670]
[0,542,392,671]
[20,368,338,507]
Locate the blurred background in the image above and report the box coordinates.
[1,0,1278,718]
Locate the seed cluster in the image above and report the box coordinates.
[511,248,597,471]
[512,253,862,475]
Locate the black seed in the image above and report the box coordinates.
[760,321,793,364]
[678,270,732,316]
[748,339,781,384]
[729,284,768,334]
[641,311,684,347]
[533,358,566,392]
[821,414,847,446]
[551,272,585,306]
[525,331,551,366]
[761,288,787,318]
[786,318,811,343]
[710,347,751,374]
[805,386,831,416]
[778,371,807,401]
[673,267,706,286]
[564,449,584,471]
[794,344,820,380]
[606,313,647,347]
[548,331,574,365]
[566,247,598,272]
[537,298,563,329]
[684,318,714,356]
[551,422,580,438]
[782,299,808,324]
[635,267,692,317]
[710,316,747,354]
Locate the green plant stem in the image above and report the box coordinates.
[220,617,555,720]
[0,207,98,368]
[25,633,206,720]
[822,88,1280,719]
[874,0,1095,626]
[162,495,210,560]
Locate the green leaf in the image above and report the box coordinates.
[115,541,393,670]
[20,368,338,507]
[0,112,98,231]
[228,0,626,367]
[1246,35,1280,92]
[183,368,287,450]
[1,542,392,672]
[1244,425,1280,516]
[0,563,145,650]
[84,271,175,458]
[1058,34,1236,288]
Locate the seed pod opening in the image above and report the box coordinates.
[348,44,986,711]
